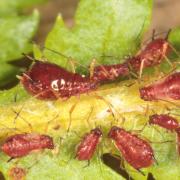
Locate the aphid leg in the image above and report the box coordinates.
[68,58,76,73]
[165,29,171,40]
[136,169,145,176]
[83,160,91,168]
[7,157,15,163]
[12,107,33,132]
[22,53,37,62]
[67,102,78,132]
[86,106,94,128]
[139,58,145,81]
[152,154,159,166]
[89,59,97,79]
[152,29,156,41]
[44,114,59,133]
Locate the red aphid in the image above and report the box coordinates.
[140,72,180,101]
[76,128,102,161]
[92,63,129,82]
[108,126,154,170]
[1,133,54,158]
[21,61,98,100]
[149,114,179,131]
[128,38,171,71]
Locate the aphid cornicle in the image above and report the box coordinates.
[76,128,102,161]
[108,126,154,171]
[149,114,179,131]
[1,133,54,158]
[140,72,180,101]
[175,128,180,155]
[21,61,98,100]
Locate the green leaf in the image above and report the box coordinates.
[44,0,152,73]
[0,10,39,87]
[0,0,47,16]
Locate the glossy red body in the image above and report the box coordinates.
[149,114,179,131]
[21,61,98,100]
[128,39,170,70]
[140,72,180,101]
[108,126,154,170]
[1,133,54,158]
[76,128,102,161]
[92,63,129,82]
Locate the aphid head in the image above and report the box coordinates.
[91,128,102,136]
[149,114,158,124]
[108,126,121,138]
[139,86,155,101]
[41,135,54,149]
[145,38,170,54]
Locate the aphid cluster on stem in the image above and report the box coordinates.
[20,31,172,100]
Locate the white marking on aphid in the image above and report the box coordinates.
[51,80,59,91]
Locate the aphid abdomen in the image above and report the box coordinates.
[149,114,179,131]
[76,128,102,161]
[108,126,154,170]
[140,72,180,101]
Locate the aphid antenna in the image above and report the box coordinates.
[43,46,89,72]
[143,29,172,45]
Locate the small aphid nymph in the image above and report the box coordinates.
[76,128,102,161]
[149,114,179,131]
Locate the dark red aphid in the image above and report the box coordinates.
[21,61,98,100]
[1,133,54,158]
[92,63,129,82]
[140,72,180,101]
[108,126,154,170]
[76,128,102,161]
[128,38,171,71]
[149,114,179,131]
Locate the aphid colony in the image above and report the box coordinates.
[20,32,180,101]
[1,113,179,174]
